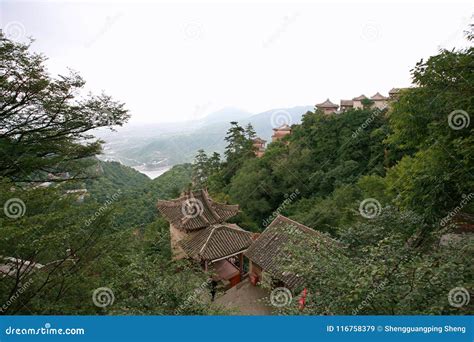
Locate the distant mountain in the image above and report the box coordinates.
[243,105,314,141]
[96,105,314,172]
[199,107,252,125]
[85,160,151,199]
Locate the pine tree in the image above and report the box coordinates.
[192,149,209,187]
[222,122,255,184]
[208,152,221,174]
[244,123,257,140]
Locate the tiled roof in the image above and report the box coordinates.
[352,94,368,101]
[245,215,339,289]
[273,124,291,131]
[388,87,400,94]
[316,99,338,108]
[180,224,253,261]
[370,92,387,100]
[156,189,239,232]
[253,137,267,143]
[340,100,354,106]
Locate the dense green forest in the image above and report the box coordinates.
[191,31,473,314]
[0,28,472,316]
[0,33,221,315]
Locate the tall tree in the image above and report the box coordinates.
[207,152,221,174]
[386,35,473,222]
[0,33,129,182]
[192,149,209,188]
[222,121,254,184]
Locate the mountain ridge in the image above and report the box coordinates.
[97,104,314,170]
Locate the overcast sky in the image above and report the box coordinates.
[1,0,472,123]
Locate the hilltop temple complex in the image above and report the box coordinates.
[157,189,338,293]
[251,88,403,157]
[317,89,401,114]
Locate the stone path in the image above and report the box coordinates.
[212,278,273,315]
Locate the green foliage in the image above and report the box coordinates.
[0,35,213,315]
[221,121,256,184]
[0,179,116,314]
[1,28,472,316]
[280,208,472,315]
[386,45,474,222]
[0,33,129,182]
[192,149,209,188]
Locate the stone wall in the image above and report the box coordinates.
[169,224,188,260]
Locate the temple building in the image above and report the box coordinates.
[370,92,388,109]
[252,137,266,158]
[352,94,368,109]
[317,88,401,114]
[157,189,252,288]
[340,99,354,112]
[245,215,339,290]
[389,87,403,100]
[271,124,292,142]
[316,99,339,114]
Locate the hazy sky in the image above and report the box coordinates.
[1,0,472,123]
